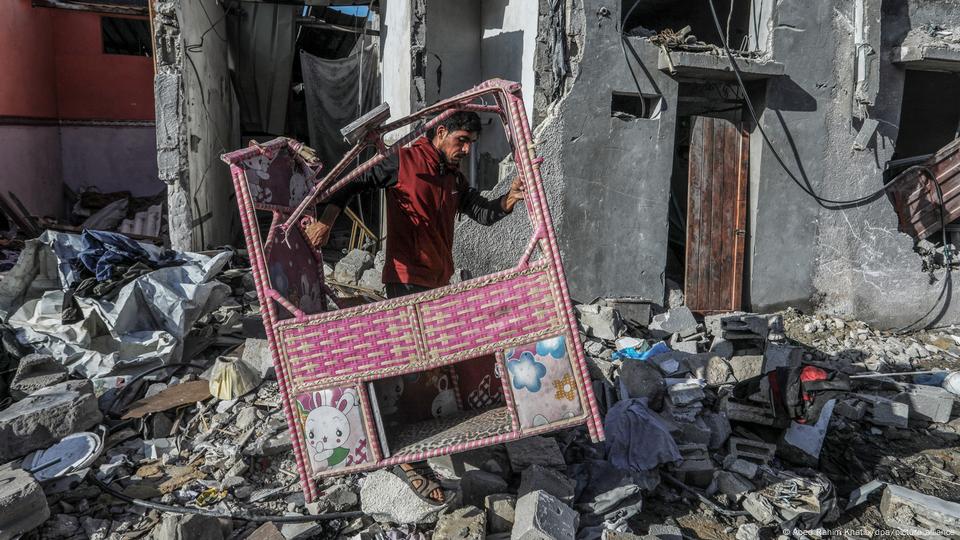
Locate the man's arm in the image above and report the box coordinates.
[458,176,526,226]
[305,153,399,247]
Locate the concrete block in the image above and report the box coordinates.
[728,437,776,465]
[0,468,50,540]
[0,379,102,461]
[894,384,954,424]
[433,506,485,540]
[618,360,666,408]
[880,484,960,537]
[675,458,714,488]
[460,469,509,508]
[333,249,373,284]
[714,471,755,502]
[240,338,275,380]
[512,490,578,540]
[709,337,734,358]
[359,268,385,294]
[9,354,68,399]
[644,524,683,540]
[701,412,732,449]
[667,381,704,406]
[602,297,652,326]
[152,514,224,540]
[506,437,566,471]
[763,344,802,372]
[360,470,443,524]
[518,464,575,505]
[736,523,760,540]
[721,397,786,427]
[676,417,712,446]
[485,493,516,534]
[859,394,910,428]
[835,399,867,421]
[575,304,625,340]
[728,355,765,380]
[649,307,697,335]
[428,446,511,480]
[723,456,759,480]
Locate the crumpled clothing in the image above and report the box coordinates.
[73,229,180,283]
[605,398,680,472]
[74,261,154,300]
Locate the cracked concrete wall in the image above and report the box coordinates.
[455,0,679,304]
[154,0,239,251]
[742,0,960,328]
[803,0,960,328]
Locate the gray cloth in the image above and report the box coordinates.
[301,41,379,171]
[604,398,680,471]
[227,3,298,135]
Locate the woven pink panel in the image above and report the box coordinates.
[223,79,606,500]
[419,271,559,358]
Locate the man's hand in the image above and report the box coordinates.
[501,176,526,213]
[305,205,342,248]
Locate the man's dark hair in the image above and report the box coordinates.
[427,110,482,139]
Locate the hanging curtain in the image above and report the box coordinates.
[300,38,380,171]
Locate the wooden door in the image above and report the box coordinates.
[685,116,748,313]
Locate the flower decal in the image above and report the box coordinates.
[553,374,577,401]
[507,352,547,392]
[536,335,567,359]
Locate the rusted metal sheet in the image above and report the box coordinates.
[888,137,960,240]
[685,116,749,313]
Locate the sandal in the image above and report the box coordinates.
[392,462,445,505]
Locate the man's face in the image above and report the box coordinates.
[435,126,478,168]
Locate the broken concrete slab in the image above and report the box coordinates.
[859,394,910,428]
[428,446,511,481]
[714,470,755,503]
[512,490,578,540]
[575,303,626,341]
[880,484,960,537]
[894,383,954,424]
[601,297,652,327]
[333,249,373,284]
[9,353,68,399]
[723,456,759,480]
[506,437,566,471]
[484,493,516,534]
[667,381,704,407]
[240,338,276,380]
[763,344,802,372]
[0,379,102,460]
[360,469,444,524]
[518,464,575,505]
[0,468,50,540]
[643,524,682,540]
[648,307,697,335]
[459,469,509,508]
[728,437,776,465]
[701,411,731,449]
[433,505,485,540]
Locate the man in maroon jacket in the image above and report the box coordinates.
[305,110,524,502]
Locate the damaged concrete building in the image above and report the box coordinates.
[155,0,960,331]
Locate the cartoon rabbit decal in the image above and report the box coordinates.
[299,388,359,470]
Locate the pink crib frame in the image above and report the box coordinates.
[222,79,604,502]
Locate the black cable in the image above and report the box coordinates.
[90,476,362,523]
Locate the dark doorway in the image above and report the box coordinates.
[666,82,750,312]
[892,70,960,161]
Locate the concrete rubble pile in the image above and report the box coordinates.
[0,236,959,539]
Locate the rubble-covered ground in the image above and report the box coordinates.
[1,244,959,540]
